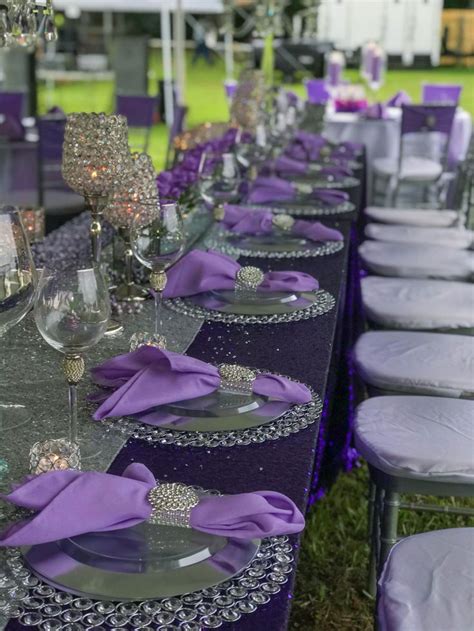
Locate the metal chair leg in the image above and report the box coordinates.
[368,485,383,598]
[379,490,400,571]
[367,479,376,540]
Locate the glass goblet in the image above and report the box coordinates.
[34,265,110,463]
[0,207,36,434]
[130,202,185,350]
[198,152,242,209]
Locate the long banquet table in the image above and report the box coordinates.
[1,165,364,631]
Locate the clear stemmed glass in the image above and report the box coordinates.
[198,151,242,210]
[130,202,185,350]
[34,265,110,462]
[0,207,36,433]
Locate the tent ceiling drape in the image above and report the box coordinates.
[53,1,224,14]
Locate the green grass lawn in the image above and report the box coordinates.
[37,57,474,630]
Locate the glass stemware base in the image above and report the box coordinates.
[0,403,30,431]
[114,283,148,303]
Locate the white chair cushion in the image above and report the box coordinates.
[378,528,474,631]
[353,330,474,397]
[359,240,474,280]
[365,223,473,249]
[361,276,474,330]
[355,396,474,482]
[364,206,459,227]
[373,156,443,181]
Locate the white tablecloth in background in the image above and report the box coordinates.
[324,107,472,171]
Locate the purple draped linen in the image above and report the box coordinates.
[247,175,350,206]
[334,98,369,113]
[222,205,343,242]
[163,249,319,298]
[0,463,305,546]
[0,115,24,141]
[91,345,312,422]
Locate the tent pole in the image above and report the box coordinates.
[174,0,186,105]
[161,2,174,126]
[224,6,234,80]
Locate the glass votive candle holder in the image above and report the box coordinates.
[29,438,81,475]
[19,207,45,244]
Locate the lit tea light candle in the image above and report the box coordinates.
[19,207,45,244]
[29,438,81,475]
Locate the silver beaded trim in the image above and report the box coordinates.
[206,233,344,260]
[165,289,335,325]
[241,201,355,217]
[112,384,323,449]
[0,504,295,629]
[294,176,360,190]
[235,266,264,291]
[148,483,200,528]
[219,364,257,395]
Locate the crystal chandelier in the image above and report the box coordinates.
[0,0,57,49]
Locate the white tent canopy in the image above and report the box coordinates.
[53,0,224,14]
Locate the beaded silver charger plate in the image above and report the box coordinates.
[1,518,295,629]
[293,176,360,189]
[22,518,259,601]
[237,201,355,217]
[207,230,345,259]
[112,384,322,448]
[165,288,335,325]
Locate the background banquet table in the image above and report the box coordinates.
[1,173,364,630]
[324,106,472,176]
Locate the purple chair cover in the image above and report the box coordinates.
[363,103,388,120]
[116,94,156,128]
[306,79,330,105]
[0,91,25,119]
[0,115,24,141]
[224,80,238,99]
[422,83,463,106]
[37,115,68,193]
[400,104,457,136]
[0,463,305,545]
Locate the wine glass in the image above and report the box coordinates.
[0,207,36,437]
[34,265,110,464]
[198,151,242,209]
[130,202,185,350]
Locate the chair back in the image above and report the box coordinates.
[305,79,330,105]
[116,94,156,128]
[165,104,188,168]
[422,83,462,105]
[399,104,457,170]
[37,114,68,204]
[0,91,25,119]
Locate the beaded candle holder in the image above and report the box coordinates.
[62,113,132,265]
[105,152,158,302]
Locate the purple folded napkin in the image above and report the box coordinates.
[222,205,343,242]
[319,165,354,179]
[91,345,312,422]
[0,463,305,546]
[362,103,388,120]
[261,155,309,176]
[247,175,349,206]
[163,249,319,299]
[386,90,412,107]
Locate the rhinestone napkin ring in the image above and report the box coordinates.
[235,266,264,291]
[219,363,257,395]
[272,214,295,232]
[148,483,200,528]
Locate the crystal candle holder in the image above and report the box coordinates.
[29,438,81,475]
[62,113,132,265]
[19,207,45,244]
